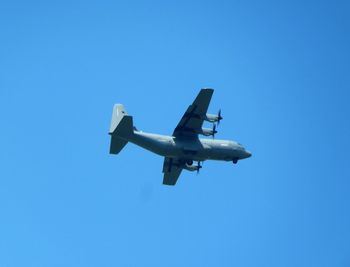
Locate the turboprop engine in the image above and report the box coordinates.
[199,127,216,136]
[183,164,199,172]
[203,109,223,124]
[183,161,202,173]
[195,124,217,138]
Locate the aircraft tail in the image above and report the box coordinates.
[109,104,134,154]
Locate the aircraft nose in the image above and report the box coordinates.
[244,150,252,158]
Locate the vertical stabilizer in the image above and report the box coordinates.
[109,104,134,154]
[109,104,128,133]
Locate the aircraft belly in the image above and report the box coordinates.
[202,144,235,161]
[171,139,202,159]
[129,133,176,157]
[169,139,233,161]
[130,133,237,161]
[153,141,179,157]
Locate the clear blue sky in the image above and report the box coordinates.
[1,0,349,266]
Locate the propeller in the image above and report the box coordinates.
[212,124,217,139]
[196,161,202,174]
[217,109,223,126]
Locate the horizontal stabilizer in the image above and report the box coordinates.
[110,136,128,154]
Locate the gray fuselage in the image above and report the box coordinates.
[127,131,251,162]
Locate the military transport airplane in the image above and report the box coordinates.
[109,88,251,185]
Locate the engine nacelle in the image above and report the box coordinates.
[204,113,220,123]
[196,127,217,136]
[203,111,223,124]
[183,164,200,172]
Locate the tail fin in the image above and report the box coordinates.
[109,104,134,154]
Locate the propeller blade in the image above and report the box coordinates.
[217,109,222,126]
[212,124,217,139]
[197,161,202,174]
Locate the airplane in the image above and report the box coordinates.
[108,88,251,186]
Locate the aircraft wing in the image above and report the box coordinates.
[173,88,214,138]
[162,157,183,186]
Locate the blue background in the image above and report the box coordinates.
[1,1,349,266]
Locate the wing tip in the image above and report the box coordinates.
[201,88,214,93]
[162,181,176,186]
